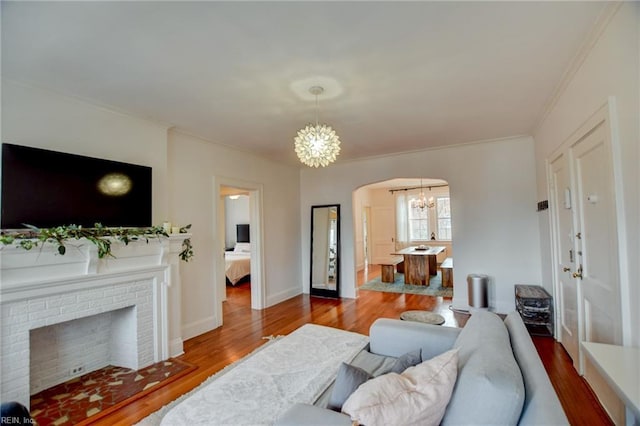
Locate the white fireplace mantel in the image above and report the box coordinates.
[0,233,190,407]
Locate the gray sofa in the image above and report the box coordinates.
[277,311,568,425]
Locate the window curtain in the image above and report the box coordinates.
[395,192,409,250]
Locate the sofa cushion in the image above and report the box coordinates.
[313,350,397,409]
[441,311,525,425]
[327,362,372,412]
[504,311,568,425]
[342,349,458,426]
[275,403,353,426]
[390,348,422,374]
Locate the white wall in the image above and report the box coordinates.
[168,130,301,339]
[2,80,303,343]
[224,195,250,248]
[1,81,170,223]
[301,136,541,313]
[533,3,639,346]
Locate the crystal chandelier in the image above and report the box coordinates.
[411,179,435,210]
[294,86,341,168]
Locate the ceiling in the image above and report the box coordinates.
[2,1,607,167]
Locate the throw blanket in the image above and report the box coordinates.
[161,324,369,425]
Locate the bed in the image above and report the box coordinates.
[225,242,251,285]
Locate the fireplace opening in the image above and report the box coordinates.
[29,306,138,395]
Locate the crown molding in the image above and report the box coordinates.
[3,78,174,131]
[533,2,623,134]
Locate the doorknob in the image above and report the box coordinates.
[563,267,571,272]
[572,265,583,279]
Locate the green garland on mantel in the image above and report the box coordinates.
[0,223,194,262]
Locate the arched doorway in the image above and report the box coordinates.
[353,178,453,291]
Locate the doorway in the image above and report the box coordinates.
[221,187,251,302]
[547,102,625,422]
[353,178,453,289]
[215,179,265,327]
[548,104,623,364]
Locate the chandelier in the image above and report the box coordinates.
[411,179,435,210]
[294,86,341,168]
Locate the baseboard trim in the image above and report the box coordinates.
[266,287,302,308]
[169,338,184,358]
[451,296,514,315]
[182,316,218,341]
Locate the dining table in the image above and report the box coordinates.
[393,246,446,285]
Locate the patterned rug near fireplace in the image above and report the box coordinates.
[30,358,196,425]
[359,272,453,298]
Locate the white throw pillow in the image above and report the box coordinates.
[342,349,458,426]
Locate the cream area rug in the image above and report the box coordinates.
[140,324,368,425]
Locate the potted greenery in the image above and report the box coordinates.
[0,223,193,262]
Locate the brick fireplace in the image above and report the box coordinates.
[0,235,189,408]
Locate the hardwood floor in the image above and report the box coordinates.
[92,265,612,425]
[532,336,613,425]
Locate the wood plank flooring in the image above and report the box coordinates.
[92,265,612,425]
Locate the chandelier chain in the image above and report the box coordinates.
[315,91,319,127]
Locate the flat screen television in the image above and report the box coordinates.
[1,143,152,229]
[236,224,250,243]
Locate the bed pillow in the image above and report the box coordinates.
[327,363,372,412]
[342,349,458,426]
[234,242,251,253]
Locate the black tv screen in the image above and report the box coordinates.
[1,143,152,229]
[237,224,250,243]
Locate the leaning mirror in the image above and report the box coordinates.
[310,204,340,298]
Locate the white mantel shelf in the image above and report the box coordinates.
[0,234,191,407]
[1,234,191,301]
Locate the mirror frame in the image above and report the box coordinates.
[310,204,340,298]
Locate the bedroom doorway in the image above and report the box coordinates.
[216,179,265,326]
[222,187,251,297]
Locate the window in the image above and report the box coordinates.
[408,203,429,241]
[436,197,451,240]
[395,186,452,246]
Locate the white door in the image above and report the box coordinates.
[363,206,371,267]
[548,104,625,423]
[570,121,622,348]
[549,152,579,366]
[549,104,622,361]
[370,206,395,264]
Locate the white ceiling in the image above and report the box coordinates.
[1,1,607,167]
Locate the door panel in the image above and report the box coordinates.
[370,206,394,264]
[571,122,621,346]
[550,153,579,365]
[363,207,371,266]
[548,105,624,423]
